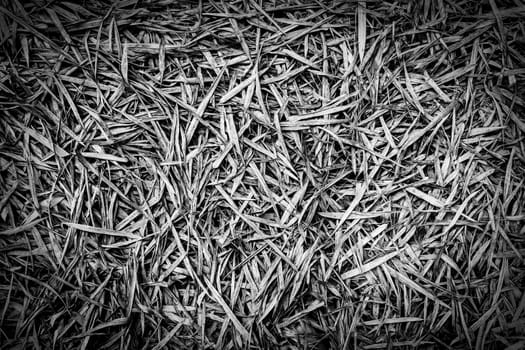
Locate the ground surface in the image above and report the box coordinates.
[1,0,525,349]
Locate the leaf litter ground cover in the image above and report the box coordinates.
[0,0,525,349]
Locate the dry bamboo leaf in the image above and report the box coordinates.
[80,152,128,163]
[22,128,69,157]
[386,266,449,308]
[121,42,128,83]
[63,223,141,239]
[406,187,445,208]
[342,250,400,280]
[0,219,46,236]
[219,68,258,104]
[202,277,250,339]
[357,1,366,63]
